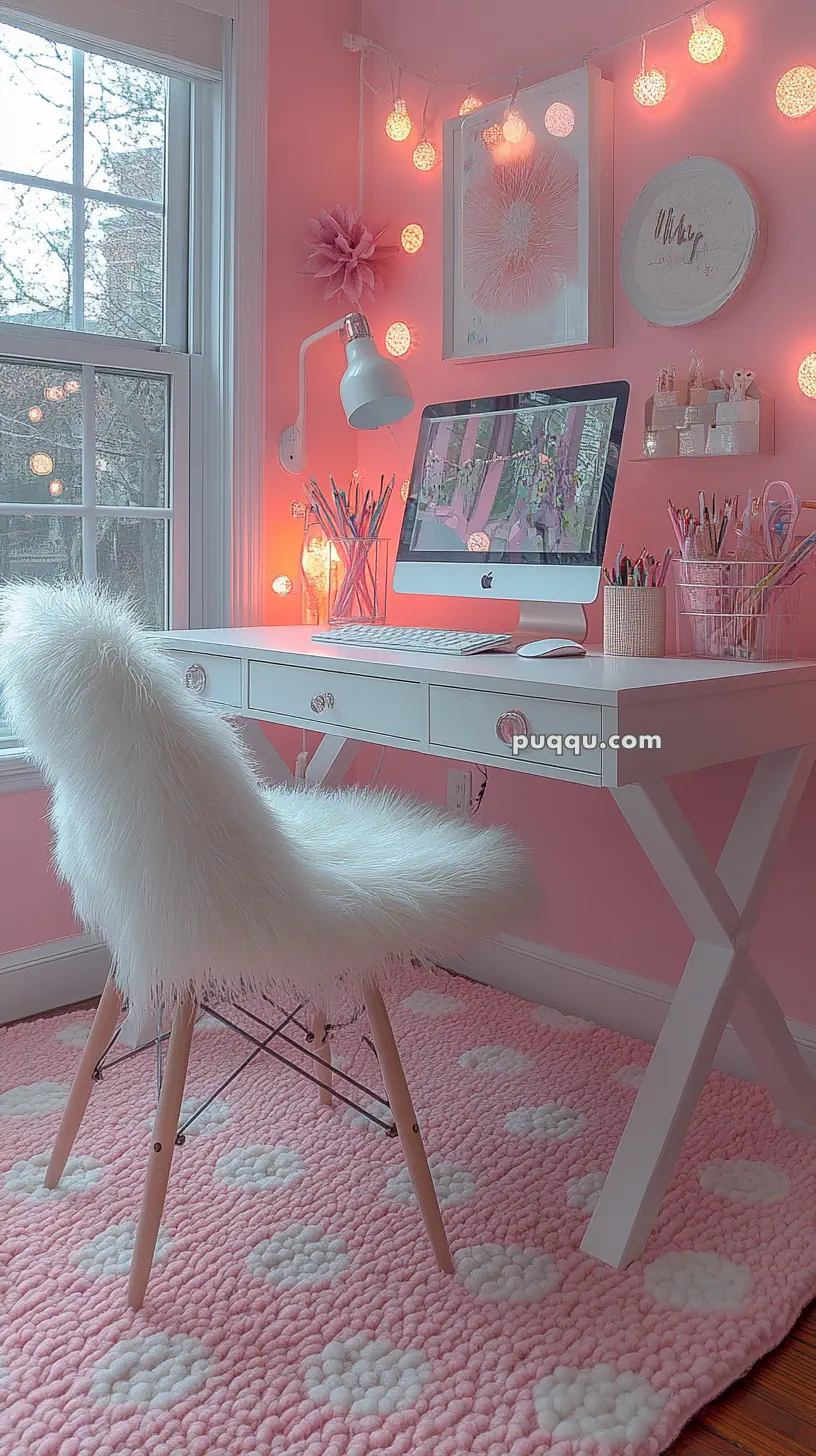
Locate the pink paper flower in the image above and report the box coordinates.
[302,205,398,307]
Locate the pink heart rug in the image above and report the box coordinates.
[1,966,815,1455]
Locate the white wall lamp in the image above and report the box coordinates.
[278,312,414,474]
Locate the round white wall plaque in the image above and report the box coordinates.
[621,157,762,326]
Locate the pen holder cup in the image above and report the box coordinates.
[675,558,800,661]
[327,536,388,626]
[604,586,666,657]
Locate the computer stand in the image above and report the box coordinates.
[506,600,589,649]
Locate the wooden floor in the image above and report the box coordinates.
[668,1302,816,1455]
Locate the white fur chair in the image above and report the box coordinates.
[0,582,537,1310]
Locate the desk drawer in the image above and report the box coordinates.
[248,661,421,742]
[429,686,602,771]
[164,649,243,710]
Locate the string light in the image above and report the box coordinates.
[633,36,667,106]
[29,452,54,476]
[385,322,412,357]
[64,378,80,394]
[481,122,504,150]
[502,107,528,143]
[775,66,816,118]
[467,531,490,551]
[688,10,725,64]
[27,405,43,423]
[48,479,64,496]
[544,101,575,137]
[798,354,816,398]
[271,574,293,595]
[401,223,424,253]
[385,97,412,141]
[400,479,411,502]
[459,92,482,116]
[413,138,437,171]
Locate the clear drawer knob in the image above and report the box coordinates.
[496,708,529,745]
[311,691,334,713]
[184,663,207,694]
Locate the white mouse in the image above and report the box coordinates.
[516,638,587,658]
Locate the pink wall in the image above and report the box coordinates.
[274,0,816,1019]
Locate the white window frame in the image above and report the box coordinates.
[0,0,268,790]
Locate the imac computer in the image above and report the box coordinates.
[393,382,629,646]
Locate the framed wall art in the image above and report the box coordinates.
[620,157,764,327]
[442,65,613,363]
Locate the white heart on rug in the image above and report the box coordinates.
[145,1096,229,1139]
[304,1334,432,1417]
[644,1251,754,1312]
[400,989,465,1016]
[613,1064,647,1088]
[91,1333,213,1408]
[3,1152,104,1200]
[386,1155,476,1207]
[698,1157,791,1205]
[55,1021,92,1048]
[0,1081,69,1116]
[70,1220,172,1278]
[214,1143,305,1191]
[505,1103,587,1142]
[457,1045,532,1074]
[531,1005,595,1033]
[456,1243,561,1302]
[566,1170,606,1214]
[247,1224,349,1288]
[341,1094,395,1136]
[533,1363,666,1444]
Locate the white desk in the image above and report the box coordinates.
[160,626,816,1269]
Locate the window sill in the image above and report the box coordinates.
[0,751,43,794]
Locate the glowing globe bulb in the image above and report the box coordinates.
[544,101,575,138]
[688,14,725,64]
[412,139,437,171]
[467,531,490,552]
[43,384,66,402]
[502,108,528,143]
[400,479,411,502]
[385,98,412,141]
[64,378,80,394]
[29,451,54,476]
[271,574,293,595]
[459,92,482,116]
[27,405,43,423]
[798,353,816,397]
[385,321,412,357]
[48,479,64,497]
[776,66,816,118]
[401,223,424,254]
[481,122,504,150]
[633,68,668,107]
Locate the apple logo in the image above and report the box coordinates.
[480,572,493,589]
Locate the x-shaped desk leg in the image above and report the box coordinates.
[581,744,816,1270]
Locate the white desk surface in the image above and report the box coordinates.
[161,626,816,707]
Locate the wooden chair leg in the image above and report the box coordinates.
[362,981,454,1275]
[45,975,124,1190]
[127,995,196,1311]
[312,1009,333,1107]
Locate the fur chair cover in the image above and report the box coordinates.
[0,582,538,1017]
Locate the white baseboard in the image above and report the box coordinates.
[462,934,816,1083]
[0,934,109,1024]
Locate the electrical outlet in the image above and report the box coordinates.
[447,769,472,815]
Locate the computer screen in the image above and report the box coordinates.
[397,382,629,568]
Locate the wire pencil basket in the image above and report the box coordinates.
[675,558,800,661]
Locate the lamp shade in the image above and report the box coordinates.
[339,329,414,431]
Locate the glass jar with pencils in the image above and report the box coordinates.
[327,536,388,625]
[301,472,394,626]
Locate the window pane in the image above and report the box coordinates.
[97,518,167,628]
[0,516,81,583]
[0,359,82,503]
[0,24,73,183]
[85,201,162,342]
[96,373,168,507]
[84,55,166,202]
[0,184,71,328]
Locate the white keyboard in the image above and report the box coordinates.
[312,625,512,655]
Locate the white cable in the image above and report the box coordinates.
[357,49,365,216]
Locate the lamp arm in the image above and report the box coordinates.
[279,317,348,475]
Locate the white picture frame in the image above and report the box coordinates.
[442,65,613,363]
[620,157,764,327]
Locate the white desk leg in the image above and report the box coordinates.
[581,746,816,1270]
[235,718,295,784]
[306,735,361,787]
